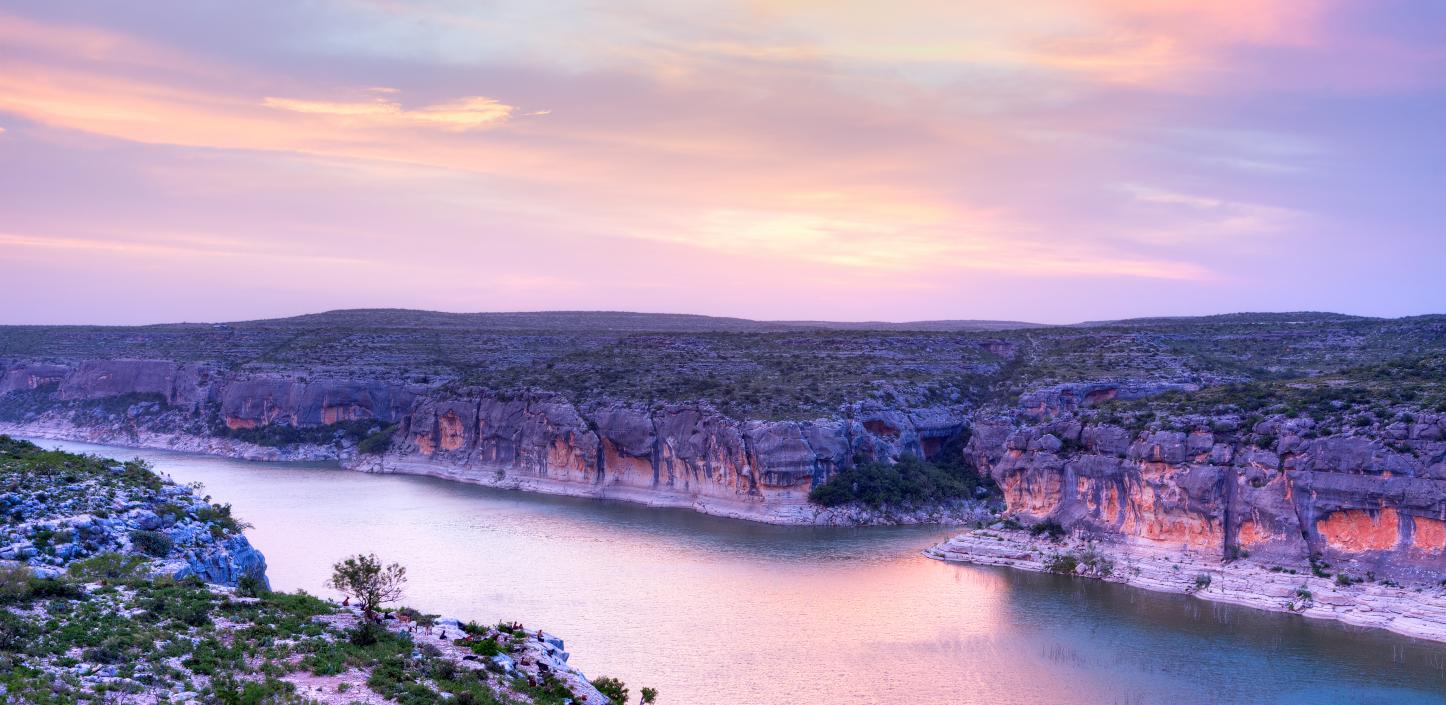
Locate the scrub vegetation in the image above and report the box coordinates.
[0,439,639,705]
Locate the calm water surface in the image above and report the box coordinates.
[30,438,1446,705]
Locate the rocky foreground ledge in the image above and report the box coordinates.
[0,436,618,704]
[925,527,1446,643]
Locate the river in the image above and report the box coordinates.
[26,437,1446,705]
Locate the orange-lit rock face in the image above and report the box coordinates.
[225,417,258,430]
[415,434,435,456]
[438,411,465,452]
[322,404,368,425]
[1237,520,1271,547]
[602,439,656,488]
[542,436,593,483]
[1139,518,1219,549]
[1122,491,1220,550]
[1078,478,1123,524]
[1317,509,1400,553]
[1001,472,1062,516]
[1411,516,1446,554]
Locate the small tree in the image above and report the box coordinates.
[640,686,658,703]
[591,676,628,704]
[327,553,406,615]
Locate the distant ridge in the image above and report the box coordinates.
[1073,311,1381,327]
[228,308,1048,333]
[12,308,1437,333]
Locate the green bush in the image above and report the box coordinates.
[468,637,503,657]
[1044,554,1079,575]
[1029,520,1066,540]
[0,610,36,650]
[236,575,267,598]
[349,621,388,647]
[359,424,400,455]
[67,553,148,582]
[0,564,83,604]
[131,530,174,557]
[592,675,629,704]
[808,456,990,509]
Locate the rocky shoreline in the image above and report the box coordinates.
[0,418,338,462]
[294,607,609,705]
[0,435,621,704]
[925,527,1446,643]
[0,434,271,589]
[353,452,990,526]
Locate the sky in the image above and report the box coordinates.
[1,1,1444,325]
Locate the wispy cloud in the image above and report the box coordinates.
[262,94,514,131]
[0,2,1441,323]
[0,232,369,267]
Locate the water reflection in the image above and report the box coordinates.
[25,438,1446,705]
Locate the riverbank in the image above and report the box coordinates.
[3,422,989,527]
[355,453,990,527]
[0,435,616,704]
[0,418,336,462]
[925,527,1446,643]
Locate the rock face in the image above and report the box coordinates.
[966,413,1446,583]
[0,359,968,524]
[368,390,966,523]
[173,534,271,589]
[0,435,270,589]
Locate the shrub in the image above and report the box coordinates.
[131,529,174,557]
[0,565,37,604]
[349,621,388,647]
[359,424,400,455]
[640,686,659,703]
[327,553,407,614]
[1194,573,1212,590]
[469,637,503,657]
[236,574,267,598]
[0,610,35,650]
[1044,554,1079,575]
[1078,547,1113,577]
[196,503,251,534]
[592,676,629,704]
[808,456,990,509]
[1029,520,1066,540]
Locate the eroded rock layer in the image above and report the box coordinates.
[0,359,967,524]
[966,411,1446,583]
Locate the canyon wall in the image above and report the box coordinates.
[374,391,967,522]
[0,359,967,524]
[967,401,1446,582]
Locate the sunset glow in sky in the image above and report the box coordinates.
[1,1,1444,324]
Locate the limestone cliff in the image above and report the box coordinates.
[0,359,969,524]
[966,398,1446,583]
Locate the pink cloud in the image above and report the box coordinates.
[0,3,1441,324]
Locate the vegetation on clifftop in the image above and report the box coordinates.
[5,309,1441,421]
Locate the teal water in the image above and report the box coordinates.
[27,438,1446,705]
